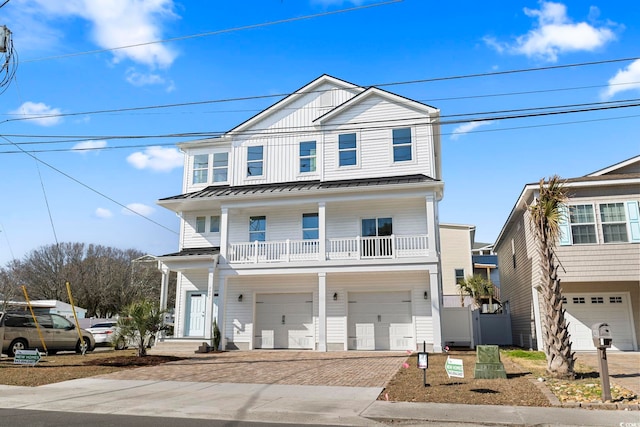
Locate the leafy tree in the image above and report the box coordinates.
[115,300,167,357]
[457,274,494,308]
[528,176,575,379]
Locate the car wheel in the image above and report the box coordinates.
[9,339,28,357]
[76,337,91,354]
[115,337,126,350]
[48,350,58,355]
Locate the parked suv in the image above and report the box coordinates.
[0,311,95,356]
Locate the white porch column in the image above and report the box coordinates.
[430,270,443,353]
[425,194,437,256]
[204,265,216,340]
[318,202,326,261]
[216,275,227,351]
[318,272,327,352]
[220,207,229,259]
[159,264,169,311]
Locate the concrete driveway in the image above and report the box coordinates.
[575,351,640,396]
[97,350,409,388]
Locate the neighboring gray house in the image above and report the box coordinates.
[494,156,640,351]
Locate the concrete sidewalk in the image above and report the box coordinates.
[0,378,638,426]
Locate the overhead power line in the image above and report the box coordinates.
[19,0,402,64]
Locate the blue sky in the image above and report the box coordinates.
[0,0,638,265]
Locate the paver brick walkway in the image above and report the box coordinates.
[96,351,409,388]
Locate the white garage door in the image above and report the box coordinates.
[255,293,314,349]
[563,293,636,351]
[348,291,414,351]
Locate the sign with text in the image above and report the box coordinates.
[417,352,428,369]
[445,356,464,378]
[14,349,41,366]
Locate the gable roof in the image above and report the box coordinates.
[314,86,439,124]
[586,155,640,176]
[227,74,363,135]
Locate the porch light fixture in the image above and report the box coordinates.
[238,294,243,302]
[333,292,338,301]
[424,291,428,300]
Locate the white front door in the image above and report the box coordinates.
[348,291,414,350]
[186,292,207,337]
[255,293,314,349]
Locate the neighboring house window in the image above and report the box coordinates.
[213,152,229,183]
[196,216,206,233]
[300,141,317,173]
[392,128,412,162]
[193,154,209,184]
[302,213,319,240]
[569,205,597,244]
[600,203,628,243]
[511,239,516,269]
[249,216,266,242]
[338,133,357,167]
[455,269,465,286]
[210,216,220,233]
[247,146,264,176]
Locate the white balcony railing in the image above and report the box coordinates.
[227,235,428,264]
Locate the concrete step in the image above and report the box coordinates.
[148,339,211,355]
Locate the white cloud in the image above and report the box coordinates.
[9,102,62,126]
[601,59,640,99]
[451,121,495,140]
[485,1,616,62]
[20,0,179,68]
[95,208,113,218]
[125,68,175,91]
[123,203,154,216]
[72,139,108,152]
[127,146,183,172]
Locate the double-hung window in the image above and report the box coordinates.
[455,269,465,286]
[392,128,412,162]
[302,213,319,240]
[338,133,357,167]
[600,203,628,243]
[247,146,263,177]
[569,204,597,244]
[196,216,206,233]
[300,141,316,173]
[193,154,209,184]
[249,216,266,242]
[213,152,228,183]
[209,216,220,233]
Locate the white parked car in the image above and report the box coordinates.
[85,321,128,350]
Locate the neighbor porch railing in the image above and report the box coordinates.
[226,235,428,264]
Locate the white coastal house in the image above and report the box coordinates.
[156,75,445,352]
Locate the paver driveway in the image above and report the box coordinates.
[97,351,410,388]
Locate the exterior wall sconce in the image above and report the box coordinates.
[333,292,338,301]
[238,294,243,302]
[424,291,428,300]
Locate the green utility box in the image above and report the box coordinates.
[473,345,507,379]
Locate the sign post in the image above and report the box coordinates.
[14,349,41,366]
[417,340,429,387]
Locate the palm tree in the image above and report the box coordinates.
[528,175,575,379]
[457,275,494,308]
[115,300,167,357]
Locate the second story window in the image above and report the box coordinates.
[213,152,228,183]
[300,141,316,173]
[302,213,319,240]
[569,204,596,244]
[249,216,266,242]
[392,128,412,162]
[210,216,220,233]
[338,133,357,167]
[193,154,209,184]
[600,203,628,243]
[455,269,465,286]
[247,146,264,177]
[196,216,206,233]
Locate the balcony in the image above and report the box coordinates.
[227,235,429,264]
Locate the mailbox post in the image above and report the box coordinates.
[591,322,613,402]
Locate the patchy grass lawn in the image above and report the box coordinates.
[0,350,182,387]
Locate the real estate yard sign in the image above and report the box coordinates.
[14,349,41,366]
[445,356,464,378]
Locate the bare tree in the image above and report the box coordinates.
[529,176,575,379]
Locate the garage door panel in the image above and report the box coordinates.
[564,293,635,351]
[348,291,414,351]
[255,293,313,349]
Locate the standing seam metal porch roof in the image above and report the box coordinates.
[159,174,439,202]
